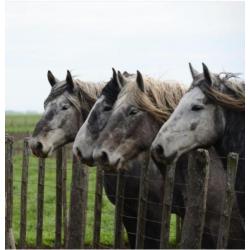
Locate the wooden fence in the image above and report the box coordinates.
[5,135,242,249]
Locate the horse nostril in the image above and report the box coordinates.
[76,147,83,160]
[100,151,109,165]
[155,144,164,156]
[36,141,43,151]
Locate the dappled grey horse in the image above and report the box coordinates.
[151,63,245,228]
[73,70,164,248]
[29,70,104,157]
[92,71,244,248]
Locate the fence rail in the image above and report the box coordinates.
[5,135,244,249]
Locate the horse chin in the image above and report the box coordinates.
[31,148,50,158]
[102,156,127,172]
[80,157,95,166]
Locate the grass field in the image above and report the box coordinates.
[6,113,41,135]
[6,114,178,248]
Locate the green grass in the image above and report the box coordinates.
[7,113,178,248]
[12,153,116,248]
[6,113,41,135]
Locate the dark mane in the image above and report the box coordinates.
[101,73,136,105]
[101,77,121,105]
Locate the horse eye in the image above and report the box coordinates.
[129,108,139,115]
[191,104,204,111]
[103,106,112,112]
[62,105,69,110]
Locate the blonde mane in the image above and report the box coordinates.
[115,76,187,123]
[74,79,105,100]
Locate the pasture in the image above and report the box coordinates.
[6,113,178,248]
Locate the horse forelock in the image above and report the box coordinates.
[44,78,105,111]
[115,76,186,123]
[190,72,245,112]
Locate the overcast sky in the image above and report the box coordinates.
[6,1,244,112]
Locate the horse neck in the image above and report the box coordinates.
[216,108,245,160]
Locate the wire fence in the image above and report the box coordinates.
[5,135,245,249]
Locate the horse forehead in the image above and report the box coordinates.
[94,95,105,107]
[114,93,133,110]
[45,95,68,112]
[185,87,205,103]
[86,95,105,116]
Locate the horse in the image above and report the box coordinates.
[29,70,104,157]
[73,71,164,248]
[93,71,244,248]
[151,63,245,225]
[73,70,132,165]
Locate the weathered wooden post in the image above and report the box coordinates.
[180,149,210,249]
[5,136,16,249]
[93,166,103,248]
[135,153,151,249]
[19,138,30,248]
[36,158,45,247]
[55,147,64,248]
[175,215,182,244]
[216,152,239,249]
[160,162,176,249]
[114,170,125,248]
[66,155,89,249]
[62,148,68,247]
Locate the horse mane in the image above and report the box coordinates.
[44,78,105,112]
[74,79,105,99]
[115,76,187,123]
[192,72,245,112]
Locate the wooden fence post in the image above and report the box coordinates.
[19,138,30,248]
[36,158,45,247]
[180,149,210,249]
[67,156,89,249]
[114,170,125,248]
[62,149,68,247]
[55,147,64,248]
[160,162,176,249]
[217,152,239,249]
[175,215,182,244]
[135,153,151,249]
[5,136,16,249]
[92,166,103,248]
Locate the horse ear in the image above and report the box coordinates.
[189,63,199,80]
[111,68,120,88]
[117,71,126,88]
[112,67,117,80]
[47,70,57,87]
[66,70,74,90]
[136,70,144,92]
[202,63,213,86]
